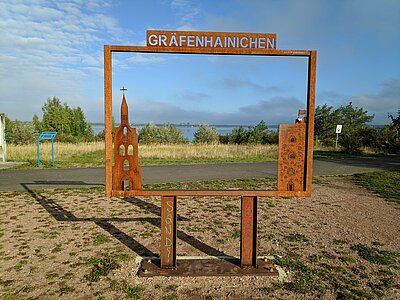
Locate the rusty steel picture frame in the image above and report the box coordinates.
[104,36,316,272]
[104,45,317,198]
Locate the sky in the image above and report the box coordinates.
[1,0,399,126]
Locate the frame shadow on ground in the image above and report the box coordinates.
[20,181,236,264]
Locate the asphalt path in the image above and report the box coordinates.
[0,156,399,191]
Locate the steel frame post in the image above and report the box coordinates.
[160,196,177,268]
[37,141,40,168]
[240,196,257,268]
[304,50,317,194]
[104,45,113,196]
[51,140,55,167]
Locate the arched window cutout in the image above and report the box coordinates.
[123,159,129,169]
[119,144,125,156]
[122,179,130,191]
[127,145,133,156]
[288,181,294,191]
[123,127,128,135]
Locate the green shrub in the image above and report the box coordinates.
[227,121,277,144]
[5,118,37,144]
[139,123,188,144]
[193,124,219,144]
[228,126,247,144]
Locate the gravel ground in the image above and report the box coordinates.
[0,176,399,299]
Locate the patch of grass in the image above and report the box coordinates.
[58,281,75,295]
[351,243,399,265]
[93,233,112,245]
[123,282,144,300]
[46,273,58,280]
[165,284,178,292]
[274,254,388,298]
[139,232,153,238]
[353,171,400,203]
[336,288,373,299]
[258,283,282,294]
[51,243,63,253]
[224,204,238,211]
[46,230,60,239]
[339,256,357,264]
[332,239,347,245]
[14,259,28,271]
[213,219,225,227]
[231,228,240,238]
[313,149,387,160]
[85,257,120,282]
[113,252,132,261]
[274,255,325,294]
[144,177,276,190]
[284,233,309,243]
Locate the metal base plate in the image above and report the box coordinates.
[137,257,278,277]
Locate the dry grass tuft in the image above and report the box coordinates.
[8,143,278,160]
[7,142,104,162]
[138,144,278,160]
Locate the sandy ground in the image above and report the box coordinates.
[0,176,399,299]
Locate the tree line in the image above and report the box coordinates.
[136,120,278,145]
[4,97,400,154]
[315,102,399,153]
[6,97,95,144]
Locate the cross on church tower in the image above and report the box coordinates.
[120,86,127,95]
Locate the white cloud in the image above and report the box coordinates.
[173,89,209,101]
[126,54,166,64]
[350,79,400,124]
[218,78,283,93]
[0,0,124,120]
[170,0,202,30]
[129,96,302,125]
[318,79,400,124]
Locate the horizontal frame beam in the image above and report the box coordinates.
[111,189,310,197]
[107,45,312,56]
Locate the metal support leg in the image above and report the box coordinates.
[240,196,257,268]
[160,196,177,269]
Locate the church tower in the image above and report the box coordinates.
[112,89,142,191]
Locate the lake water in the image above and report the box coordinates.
[91,124,278,142]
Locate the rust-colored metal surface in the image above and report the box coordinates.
[137,257,278,277]
[104,35,316,197]
[277,122,306,191]
[240,196,257,268]
[146,30,277,50]
[160,196,177,268]
[305,51,317,194]
[112,94,142,191]
[103,30,317,275]
[104,46,112,196]
[111,189,309,197]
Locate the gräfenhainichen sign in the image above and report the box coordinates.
[147,30,276,50]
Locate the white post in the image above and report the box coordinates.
[0,113,6,162]
[335,133,339,149]
[335,125,342,150]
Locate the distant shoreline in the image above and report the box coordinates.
[90,123,279,141]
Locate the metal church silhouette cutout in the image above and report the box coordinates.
[112,91,142,191]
